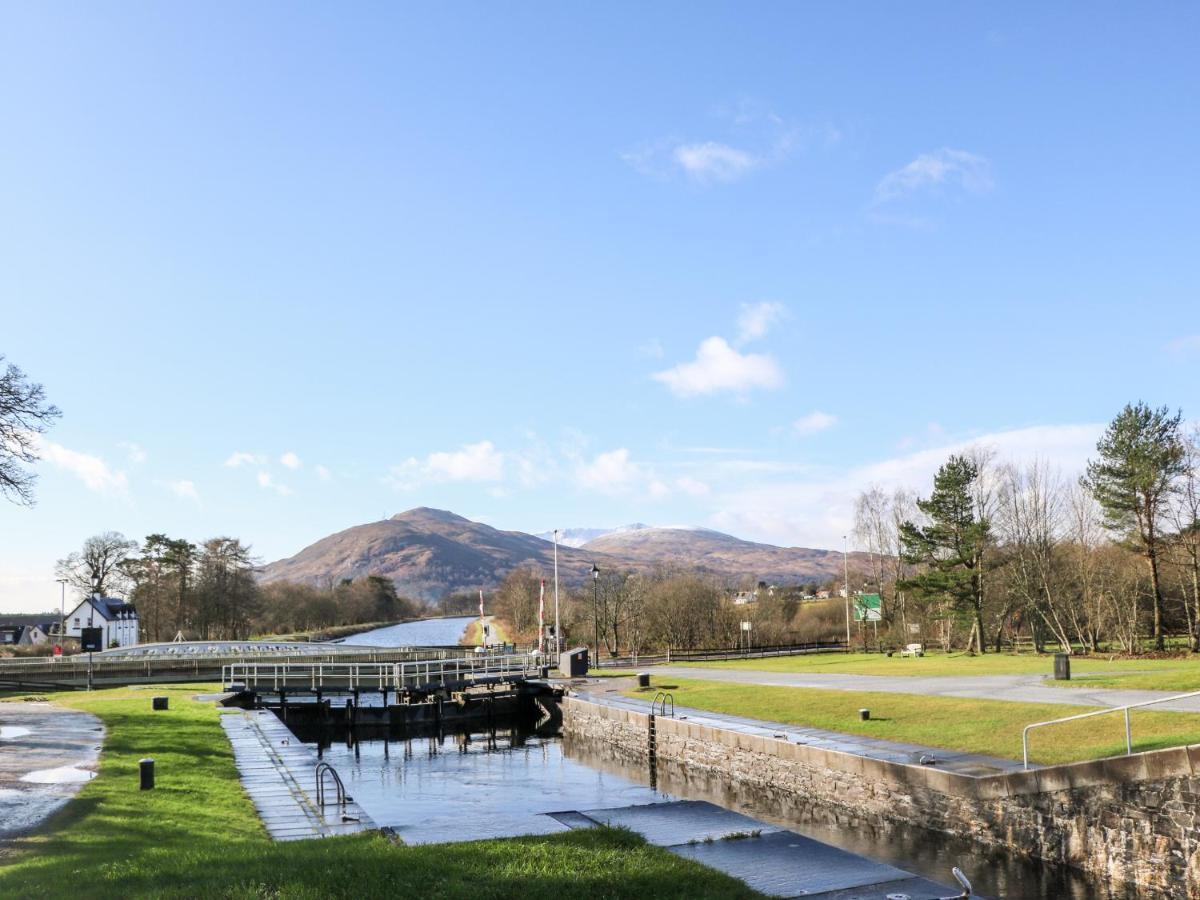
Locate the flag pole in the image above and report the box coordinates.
[538,579,546,655]
[478,588,486,648]
[553,529,561,658]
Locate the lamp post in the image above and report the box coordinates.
[843,535,851,648]
[552,530,561,657]
[591,563,600,664]
[56,578,67,653]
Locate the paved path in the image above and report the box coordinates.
[0,702,103,842]
[651,666,1200,712]
[553,799,957,899]
[579,683,1028,774]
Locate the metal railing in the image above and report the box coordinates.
[651,691,675,717]
[315,762,346,808]
[592,640,846,668]
[223,652,551,692]
[1022,687,1200,769]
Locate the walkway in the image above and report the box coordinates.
[579,683,1027,775]
[552,799,959,899]
[219,709,375,841]
[650,666,1200,712]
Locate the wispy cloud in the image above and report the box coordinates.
[167,479,200,504]
[225,451,264,468]
[386,440,505,491]
[280,451,302,470]
[37,438,128,495]
[736,301,787,345]
[315,465,332,481]
[672,142,757,182]
[793,411,838,435]
[257,471,292,496]
[654,336,783,397]
[119,442,147,464]
[875,148,993,203]
[1167,335,1200,356]
[576,448,644,494]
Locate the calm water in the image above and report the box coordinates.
[344,616,476,648]
[290,719,1124,898]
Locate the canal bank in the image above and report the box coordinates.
[563,692,1199,898]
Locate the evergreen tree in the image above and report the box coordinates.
[899,454,990,653]
[1084,402,1186,651]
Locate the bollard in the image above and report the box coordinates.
[637,672,651,689]
[859,708,870,721]
[152,696,169,711]
[1053,653,1071,681]
[139,757,155,790]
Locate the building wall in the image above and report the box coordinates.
[563,695,1200,898]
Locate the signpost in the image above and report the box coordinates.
[80,627,103,690]
[740,620,752,653]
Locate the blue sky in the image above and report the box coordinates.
[2,3,1198,611]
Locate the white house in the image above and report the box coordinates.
[63,596,140,649]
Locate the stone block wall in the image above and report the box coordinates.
[563,695,1200,898]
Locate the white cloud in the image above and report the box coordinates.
[257,471,292,496]
[119,442,147,464]
[167,480,200,504]
[707,423,1103,550]
[653,336,784,397]
[225,451,264,468]
[280,451,302,470]
[315,465,332,481]
[674,476,711,497]
[638,338,665,359]
[736,301,787,345]
[793,411,838,435]
[576,448,644,494]
[1167,335,1200,356]
[386,440,505,491]
[875,148,993,203]
[673,142,757,182]
[37,438,128,495]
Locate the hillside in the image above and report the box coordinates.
[581,527,871,585]
[261,508,867,601]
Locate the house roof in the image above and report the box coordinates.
[0,614,58,628]
[70,596,137,621]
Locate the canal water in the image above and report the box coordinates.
[287,718,1126,898]
[344,615,476,648]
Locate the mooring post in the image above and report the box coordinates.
[139,757,155,790]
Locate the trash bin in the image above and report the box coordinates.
[637,672,651,688]
[152,696,169,711]
[139,758,155,790]
[1053,653,1071,681]
[559,647,589,677]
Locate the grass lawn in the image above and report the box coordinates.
[679,649,1200,683]
[624,678,1200,766]
[0,685,759,900]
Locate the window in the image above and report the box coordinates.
[74,617,80,625]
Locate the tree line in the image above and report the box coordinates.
[854,402,1199,655]
[54,531,420,642]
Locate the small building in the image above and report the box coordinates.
[63,596,140,649]
[732,590,758,606]
[0,615,55,646]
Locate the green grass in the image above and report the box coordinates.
[0,685,758,899]
[679,649,1200,681]
[625,678,1200,766]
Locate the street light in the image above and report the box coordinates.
[591,563,600,664]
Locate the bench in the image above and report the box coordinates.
[899,643,924,658]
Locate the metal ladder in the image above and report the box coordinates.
[314,762,348,808]
[651,691,674,717]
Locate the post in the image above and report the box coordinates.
[553,530,561,657]
[843,535,851,648]
[1125,707,1132,755]
[139,757,155,790]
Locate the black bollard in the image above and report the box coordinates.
[139,757,155,790]
[152,696,169,711]
[859,708,870,721]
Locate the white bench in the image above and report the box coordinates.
[899,643,924,658]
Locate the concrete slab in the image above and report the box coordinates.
[578,799,780,846]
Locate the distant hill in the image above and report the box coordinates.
[261,508,867,601]
[581,526,869,585]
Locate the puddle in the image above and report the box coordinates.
[0,726,33,740]
[20,766,96,784]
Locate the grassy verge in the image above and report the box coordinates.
[462,617,512,646]
[0,685,758,899]
[679,649,1200,682]
[624,678,1200,766]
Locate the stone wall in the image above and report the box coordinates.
[563,695,1200,898]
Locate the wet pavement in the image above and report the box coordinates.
[580,682,1029,775]
[0,701,103,840]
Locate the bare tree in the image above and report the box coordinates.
[55,532,137,597]
[1167,428,1200,651]
[0,357,61,505]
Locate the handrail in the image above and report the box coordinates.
[651,691,675,717]
[1022,687,1200,769]
[315,762,346,808]
[222,652,552,691]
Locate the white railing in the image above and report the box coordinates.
[222,652,551,692]
[1022,688,1200,769]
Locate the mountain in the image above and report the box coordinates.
[580,526,869,585]
[261,508,612,601]
[533,524,650,548]
[261,508,866,601]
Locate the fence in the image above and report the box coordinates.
[222,652,553,692]
[591,639,846,668]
